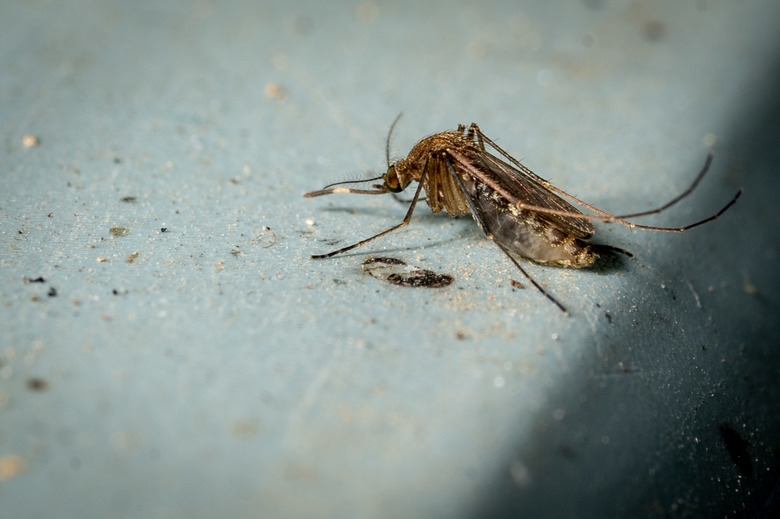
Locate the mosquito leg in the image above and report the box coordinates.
[475,134,742,232]
[513,188,742,232]
[444,155,569,314]
[592,243,633,258]
[615,154,713,219]
[311,158,431,259]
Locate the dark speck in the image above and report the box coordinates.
[643,20,666,41]
[27,378,48,392]
[47,287,57,297]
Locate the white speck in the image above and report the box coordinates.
[305,218,315,226]
[493,375,506,388]
[702,133,718,147]
[503,362,513,371]
[551,333,559,341]
[684,279,702,308]
[509,459,531,486]
[22,134,38,148]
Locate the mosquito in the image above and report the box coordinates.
[304,117,742,314]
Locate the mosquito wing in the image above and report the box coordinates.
[453,148,596,240]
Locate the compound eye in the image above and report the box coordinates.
[385,166,403,193]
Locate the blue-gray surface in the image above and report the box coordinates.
[2,1,779,518]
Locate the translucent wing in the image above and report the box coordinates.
[450,146,596,240]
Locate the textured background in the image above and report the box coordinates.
[2,1,779,517]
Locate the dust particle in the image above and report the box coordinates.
[110,227,130,237]
[27,378,48,392]
[265,82,287,100]
[0,455,26,481]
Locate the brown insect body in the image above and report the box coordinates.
[387,126,596,267]
[305,120,741,314]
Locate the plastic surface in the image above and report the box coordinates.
[2,1,779,517]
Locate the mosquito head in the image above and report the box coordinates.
[383,157,418,194]
[383,164,404,193]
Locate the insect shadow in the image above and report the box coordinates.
[305,115,742,315]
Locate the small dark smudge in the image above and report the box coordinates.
[605,312,612,323]
[121,196,137,203]
[25,276,46,283]
[27,378,48,392]
[643,20,666,41]
[362,256,454,288]
[510,279,524,289]
[557,443,576,459]
[47,287,57,297]
[110,227,130,237]
[160,227,168,233]
[719,423,752,478]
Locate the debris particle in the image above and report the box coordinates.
[251,229,277,248]
[510,279,524,289]
[264,82,287,100]
[22,135,38,148]
[0,455,26,482]
[120,196,137,203]
[47,287,57,297]
[96,257,107,263]
[362,256,454,288]
[27,378,48,392]
[23,276,46,284]
[126,251,139,263]
[110,227,130,237]
[684,279,702,308]
[305,218,315,226]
